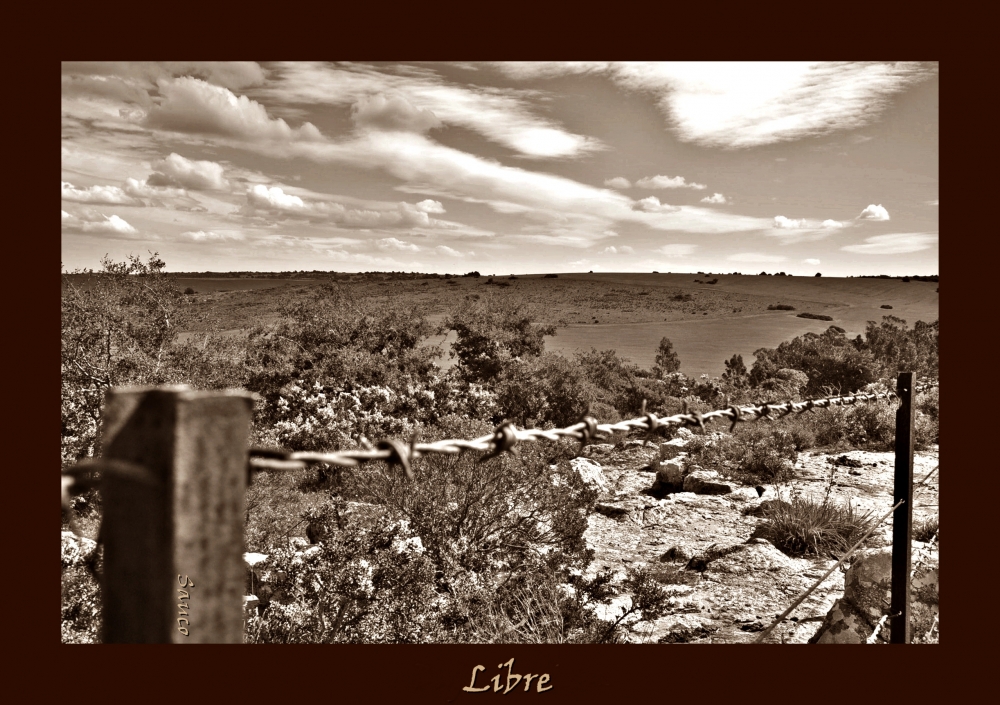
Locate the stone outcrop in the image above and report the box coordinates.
[569,457,609,494]
[683,470,734,495]
[61,531,97,568]
[808,546,939,643]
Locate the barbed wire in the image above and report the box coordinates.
[247,380,938,477]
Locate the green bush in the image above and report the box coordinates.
[684,424,797,485]
[751,496,878,557]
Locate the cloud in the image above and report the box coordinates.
[841,233,937,254]
[182,230,245,242]
[600,245,634,255]
[803,258,821,265]
[635,175,707,190]
[147,153,229,190]
[247,184,307,211]
[258,62,601,158]
[653,244,697,257]
[376,237,420,252]
[634,196,679,213]
[774,215,808,229]
[821,219,845,228]
[351,94,442,133]
[728,252,787,263]
[701,193,727,204]
[63,61,266,91]
[604,177,632,189]
[122,178,187,200]
[415,199,445,214]
[493,61,936,148]
[62,181,142,206]
[144,77,323,141]
[62,210,140,236]
[859,203,890,221]
[435,245,465,257]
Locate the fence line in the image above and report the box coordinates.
[60,377,938,643]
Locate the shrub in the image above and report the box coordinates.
[767,304,795,311]
[749,326,877,396]
[184,287,196,295]
[684,424,797,485]
[652,337,681,377]
[797,313,834,321]
[491,352,601,428]
[881,304,893,309]
[815,273,822,277]
[544,273,559,278]
[913,517,939,543]
[751,496,878,557]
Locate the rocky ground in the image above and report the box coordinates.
[572,430,939,644]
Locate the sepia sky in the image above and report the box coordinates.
[61,62,938,276]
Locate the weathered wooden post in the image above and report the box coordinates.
[890,372,915,643]
[99,386,255,643]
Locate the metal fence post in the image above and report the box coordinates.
[99,386,255,643]
[890,372,915,643]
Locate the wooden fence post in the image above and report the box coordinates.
[99,386,255,643]
[890,372,915,644]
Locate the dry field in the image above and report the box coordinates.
[160,271,937,378]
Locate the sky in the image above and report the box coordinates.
[61,62,938,276]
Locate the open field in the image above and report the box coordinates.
[79,271,937,379]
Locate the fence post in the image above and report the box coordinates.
[890,372,915,643]
[99,386,255,643]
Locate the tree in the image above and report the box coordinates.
[61,253,183,464]
[722,353,749,386]
[445,293,555,382]
[652,337,681,377]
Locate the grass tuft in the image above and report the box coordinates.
[751,496,879,557]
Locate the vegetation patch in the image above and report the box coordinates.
[767,304,795,311]
[751,496,878,557]
[796,313,834,321]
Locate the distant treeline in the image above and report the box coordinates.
[852,274,939,282]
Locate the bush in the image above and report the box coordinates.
[913,517,939,543]
[184,287,196,295]
[749,326,877,396]
[881,304,893,309]
[751,496,878,557]
[797,313,834,321]
[767,304,795,311]
[685,424,797,485]
[652,337,681,377]
[492,352,601,428]
[544,273,558,278]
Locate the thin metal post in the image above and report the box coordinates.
[890,372,915,643]
[99,386,254,643]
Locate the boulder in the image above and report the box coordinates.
[61,531,97,568]
[683,470,734,495]
[809,546,938,643]
[658,438,689,460]
[570,457,609,494]
[726,487,760,502]
[656,461,684,487]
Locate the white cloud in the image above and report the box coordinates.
[376,237,420,252]
[62,181,142,206]
[147,153,229,190]
[653,244,697,256]
[247,184,307,211]
[144,77,323,141]
[859,203,890,221]
[841,232,937,254]
[62,210,140,236]
[351,94,442,133]
[635,175,706,190]
[182,230,244,242]
[774,215,808,229]
[123,178,187,200]
[600,245,634,255]
[415,199,445,214]
[634,196,679,213]
[728,252,787,263]
[821,219,845,228]
[701,193,727,204]
[258,62,601,158]
[604,177,631,189]
[63,61,267,92]
[803,258,821,265]
[435,245,465,257]
[493,61,936,148]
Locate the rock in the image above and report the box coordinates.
[657,438,689,460]
[659,546,692,563]
[809,547,938,643]
[289,537,310,551]
[708,542,798,576]
[685,543,745,572]
[674,427,695,440]
[585,443,615,458]
[727,487,760,502]
[594,502,631,520]
[683,470,734,495]
[61,531,97,568]
[743,498,791,518]
[570,457,609,494]
[655,461,684,486]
